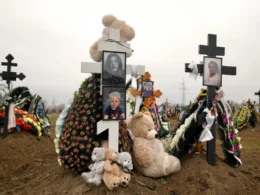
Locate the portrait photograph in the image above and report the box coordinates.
[102,51,126,86]
[203,57,222,87]
[141,81,153,98]
[102,86,126,121]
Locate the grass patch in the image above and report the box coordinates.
[47,114,59,139]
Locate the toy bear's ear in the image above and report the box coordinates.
[143,111,151,116]
[132,112,143,120]
[102,14,116,27]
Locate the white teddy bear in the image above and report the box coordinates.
[117,152,133,187]
[117,152,133,172]
[81,147,105,186]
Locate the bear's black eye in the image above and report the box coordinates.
[124,177,126,179]
[127,178,129,180]
[125,160,126,161]
[148,129,151,131]
[94,153,96,155]
[128,161,130,163]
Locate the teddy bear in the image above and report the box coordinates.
[128,111,181,178]
[117,152,132,188]
[81,147,105,186]
[117,152,133,172]
[89,14,135,62]
[103,151,133,190]
[103,148,121,190]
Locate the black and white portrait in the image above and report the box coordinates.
[102,86,126,121]
[102,51,126,86]
[203,57,222,87]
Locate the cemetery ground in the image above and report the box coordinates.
[0,114,260,195]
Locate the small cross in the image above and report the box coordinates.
[184,34,237,166]
[1,54,26,138]
[1,54,26,89]
[131,72,162,98]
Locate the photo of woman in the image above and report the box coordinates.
[102,51,126,86]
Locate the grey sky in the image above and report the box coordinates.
[0,0,259,105]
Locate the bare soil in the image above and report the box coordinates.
[0,114,260,195]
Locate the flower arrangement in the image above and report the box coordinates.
[126,88,136,116]
[15,108,42,136]
[233,104,249,129]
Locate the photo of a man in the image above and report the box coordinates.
[203,57,222,87]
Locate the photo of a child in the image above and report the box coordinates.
[102,51,126,86]
[142,81,153,97]
[103,87,126,120]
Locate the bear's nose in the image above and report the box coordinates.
[122,182,126,185]
[155,134,159,138]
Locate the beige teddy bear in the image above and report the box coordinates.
[128,111,181,178]
[102,148,120,190]
[89,14,135,62]
[103,150,133,190]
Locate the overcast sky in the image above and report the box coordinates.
[0,0,259,105]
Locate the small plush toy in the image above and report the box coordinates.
[128,111,181,178]
[103,148,121,190]
[117,152,133,188]
[103,151,133,190]
[117,152,133,172]
[89,14,135,62]
[81,147,105,186]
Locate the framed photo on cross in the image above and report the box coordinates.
[203,56,222,87]
[141,80,153,97]
[102,51,126,86]
[102,86,126,121]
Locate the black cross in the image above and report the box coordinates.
[255,90,260,110]
[184,34,237,166]
[1,54,26,138]
[1,54,25,89]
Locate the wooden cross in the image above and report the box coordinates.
[184,34,237,166]
[81,28,145,151]
[255,90,260,110]
[131,72,162,98]
[1,54,26,138]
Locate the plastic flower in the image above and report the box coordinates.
[23,124,32,130]
[16,118,25,126]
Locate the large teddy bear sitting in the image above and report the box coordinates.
[128,112,181,178]
[89,14,135,62]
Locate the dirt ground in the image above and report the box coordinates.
[0,114,260,195]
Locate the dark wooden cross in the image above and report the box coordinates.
[1,54,26,138]
[185,34,237,166]
[255,90,260,110]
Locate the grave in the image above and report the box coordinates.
[185,34,237,165]
[0,54,26,138]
